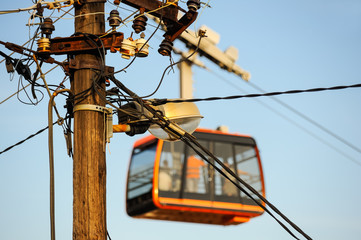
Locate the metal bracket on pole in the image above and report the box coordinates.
[73,104,113,143]
[73,104,111,113]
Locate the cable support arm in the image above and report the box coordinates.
[0,40,64,66]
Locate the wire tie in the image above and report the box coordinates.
[57,117,64,125]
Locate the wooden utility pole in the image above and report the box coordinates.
[72,1,106,240]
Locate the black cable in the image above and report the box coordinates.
[72,32,106,71]
[0,120,58,156]
[107,75,147,118]
[71,82,95,105]
[151,83,361,104]
[17,73,44,105]
[141,34,205,98]
[106,68,313,239]
[181,134,305,240]
[107,77,312,239]
[207,69,361,166]
[107,230,112,240]
[137,95,312,239]
[247,81,361,155]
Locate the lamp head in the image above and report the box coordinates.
[148,101,203,141]
[117,101,203,141]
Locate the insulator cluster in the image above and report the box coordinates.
[157,0,201,56]
[37,18,55,54]
[120,32,149,59]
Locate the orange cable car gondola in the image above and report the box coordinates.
[126,128,266,225]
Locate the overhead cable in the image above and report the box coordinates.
[208,69,361,166]
[108,76,312,239]
[141,32,206,98]
[247,81,361,155]
[154,83,361,104]
[0,120,57,156]
[154,81,361,156]
[182,133,311,240]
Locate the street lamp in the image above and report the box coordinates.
[148,101,203,141]
[115,101,203,141]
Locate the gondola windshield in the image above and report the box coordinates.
[126,129,265,225]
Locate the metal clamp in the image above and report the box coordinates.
[73,104,111,114]
[73,104,113,144]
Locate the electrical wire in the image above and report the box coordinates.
[153,83,361,103]
[113,11,163,74]
[192,0,211,37]
[0,120,58,156]
[141,33,205,98]
[151,80,361,161]
[101,0,175,38]
[206,69,361,166]
[181,132,312,240]
[0,64,61,105]
[110,77,312,240]
[0,6,74,65]
[247,81,361,155]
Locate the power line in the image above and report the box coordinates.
[182,133,312,240]
[156,83,361,104]
[109,75,312,239]
[154,82,361,157]
[0,121,57,156]
[207,69,361,167]
[247,81,361,156]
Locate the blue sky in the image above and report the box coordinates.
[0,1,361,240]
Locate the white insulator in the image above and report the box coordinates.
[120,38,136,59]
[135,38,149,57]
[37,37,51,53]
